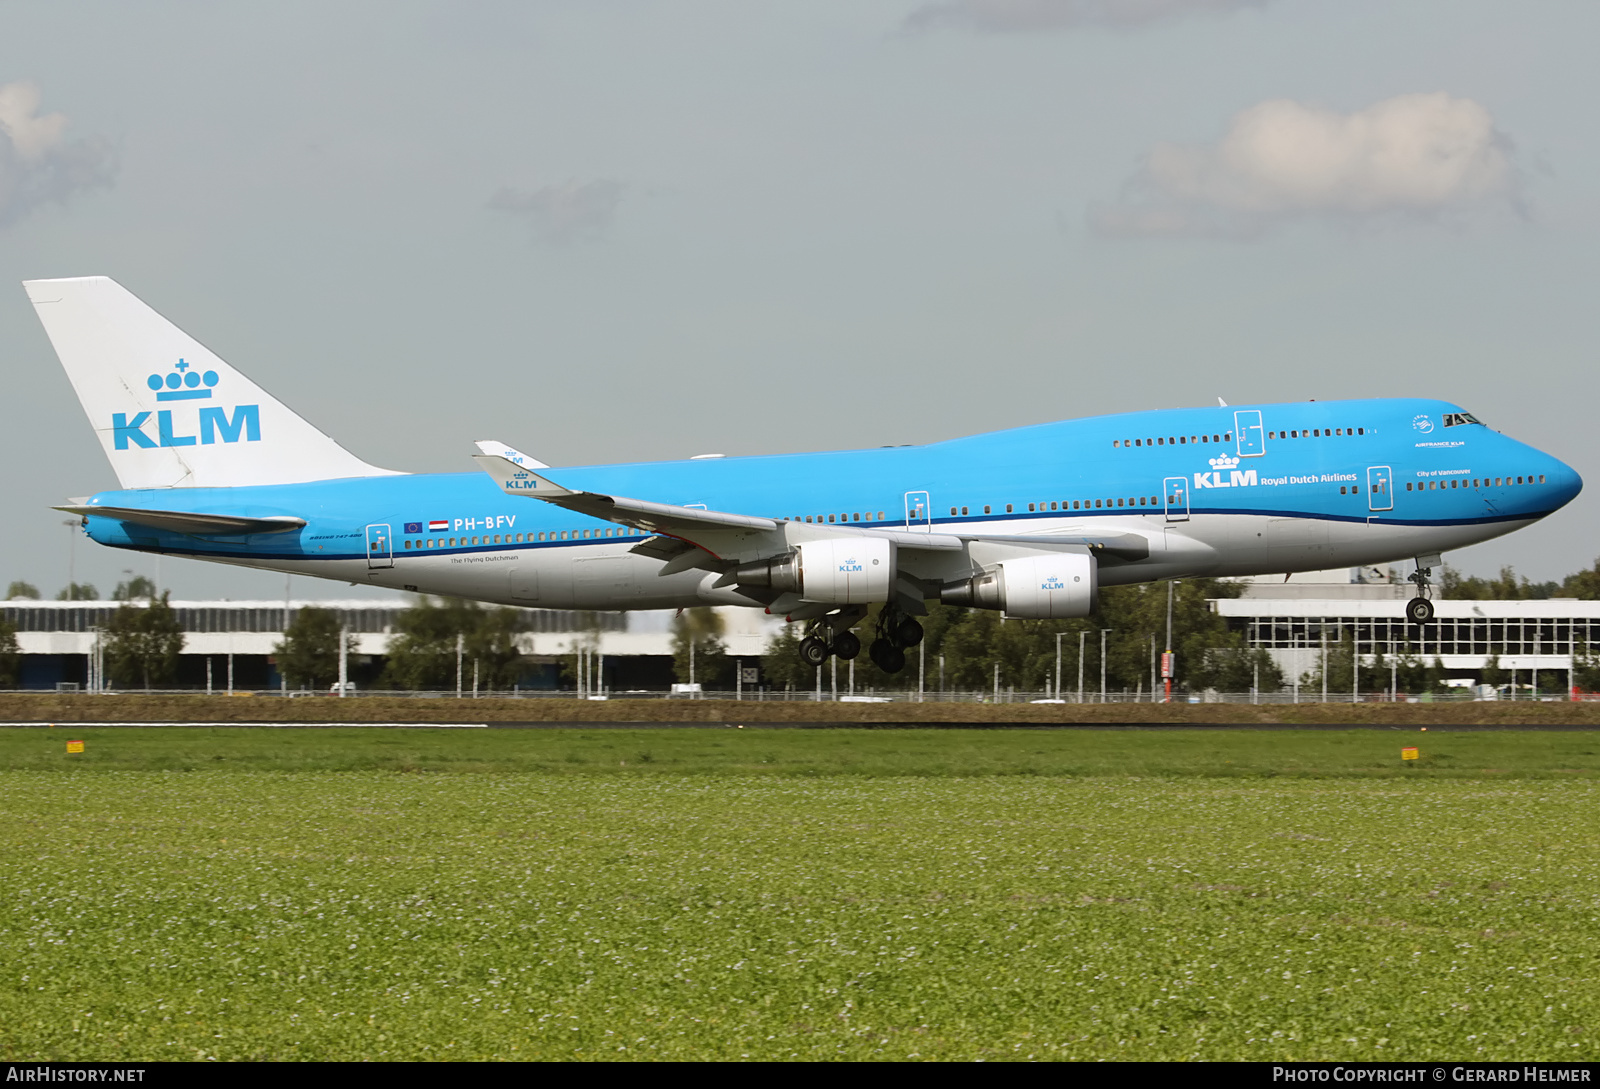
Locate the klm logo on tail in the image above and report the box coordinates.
[112,360,260,450]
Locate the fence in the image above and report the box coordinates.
[37,686,1597,703]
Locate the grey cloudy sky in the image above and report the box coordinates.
[1,0,1596,600]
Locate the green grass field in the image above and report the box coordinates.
[2,728,1597,1061]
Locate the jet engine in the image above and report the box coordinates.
[940,552,1097,618]
[730,537,894,603]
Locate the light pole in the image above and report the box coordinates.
[1164,581,1176,703]
[62,519,78,597]
[1100,629,1111,703]
[1054,631,1063,701]
[1321,628,1328,703]
[1077,631,1085,703]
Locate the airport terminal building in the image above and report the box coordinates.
[1215,569,1600,691]
[2,599,781,692]
[5,572,1595,694]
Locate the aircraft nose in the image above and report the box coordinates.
[1547,455,1583,510]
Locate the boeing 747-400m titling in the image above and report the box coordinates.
[27,276,1583,672]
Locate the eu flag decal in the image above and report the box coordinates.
[403,522,423,534]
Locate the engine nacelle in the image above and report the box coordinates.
[940,552,1097,618]
[731,537,895,603]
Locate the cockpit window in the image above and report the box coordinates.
[1443,412,1482,427]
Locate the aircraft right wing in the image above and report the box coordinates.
[472,444,967,595]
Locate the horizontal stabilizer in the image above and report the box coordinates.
[56,504,306,536]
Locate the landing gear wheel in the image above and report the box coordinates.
[1405,597,1435,624]
[869,638,907,674]
[799,636,830,666]
[894,618,924,648]
[832,631,861,661]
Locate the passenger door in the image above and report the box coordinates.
[1163,476,1190,522]
[365,523,393,569]
[1367,465,1394,512]
[1234,410,1265,457]
[904,491,932,532]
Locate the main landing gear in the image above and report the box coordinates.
[796,606,867,667]
[1406,557,1437,624]
[794,604,923,674]
[868,603,923,675]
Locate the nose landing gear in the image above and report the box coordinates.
[1406,555,1438,624]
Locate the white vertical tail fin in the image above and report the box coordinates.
[24,276,400,489]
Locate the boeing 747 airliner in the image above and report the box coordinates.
[27,276,1582,672]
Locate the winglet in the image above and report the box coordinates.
[474,439,550,470]
[472,452,575,498]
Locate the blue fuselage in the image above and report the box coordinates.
[76,397,1581,609]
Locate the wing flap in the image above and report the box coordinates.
[960,531,1151,562]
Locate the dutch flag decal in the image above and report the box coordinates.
[429,520,448,532]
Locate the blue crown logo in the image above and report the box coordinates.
[146,359,219,402]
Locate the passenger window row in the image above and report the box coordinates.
[1405,475,1545,492]
[1113,433,1232,448]
[948,496,1162,517]
[1113,427,1370,448]
[789,512,886,524]
[402,526,644,550]
[1267,427,1365,439]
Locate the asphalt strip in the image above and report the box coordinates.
[1,721,491,729]
[1,721,1595,731]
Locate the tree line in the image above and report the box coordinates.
[750,579,1280,697]
[1442,558,1600,601]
